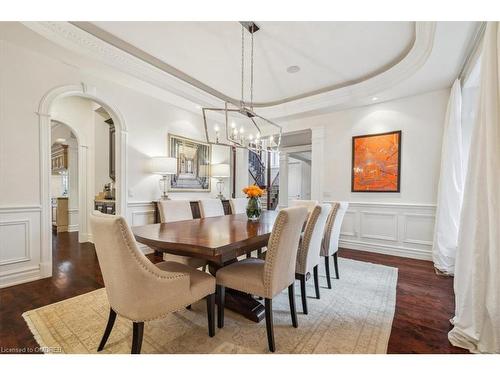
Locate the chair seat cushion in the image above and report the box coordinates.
[156,261,215,302]
[216,258,267,298]
[163,253,208,269]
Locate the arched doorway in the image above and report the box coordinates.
[37,84,127,278]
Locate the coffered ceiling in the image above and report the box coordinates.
[86,21,416,106]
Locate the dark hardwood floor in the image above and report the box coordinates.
[0,232,467,354]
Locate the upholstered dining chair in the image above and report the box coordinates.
[199,198,225,218]
[321,201,349,287]
[215,206,309,352]
[290,199,319,213]
[90,211,216,354]
[229,197,247,214]
[295,203,331,314]
[158,200,207,270]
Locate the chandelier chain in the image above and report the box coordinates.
[240,25,245,106]
[250,30,254,110]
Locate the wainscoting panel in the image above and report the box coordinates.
[68,208,79,232]
[325,201,436,261]
[127,201,155,254]
[0,206,42,288]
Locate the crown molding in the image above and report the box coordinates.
[22,21,436,120]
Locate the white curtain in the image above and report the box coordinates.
[432,79,464,275]
[448,22,500,353]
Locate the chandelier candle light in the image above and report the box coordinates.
[150,156,177,200]
[201,22,282,154]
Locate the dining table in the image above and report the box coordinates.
[132,210,280,322]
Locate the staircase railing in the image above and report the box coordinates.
[248,150,266,187]
[267,171,280,210]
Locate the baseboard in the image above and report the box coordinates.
[0,265,43,288]
[67,224,79,232]
[340,239,432,261]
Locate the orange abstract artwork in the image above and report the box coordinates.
[351,131,401,192]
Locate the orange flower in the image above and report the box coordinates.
[242,184,265,198]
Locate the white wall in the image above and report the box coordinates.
[0,34,230,287]
[283,89,449,260]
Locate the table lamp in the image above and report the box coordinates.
[150,156,177,200]
[211,163,230,199]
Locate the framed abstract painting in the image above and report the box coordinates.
[351,130,402,192]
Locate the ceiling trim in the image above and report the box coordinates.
[22,21,436,120]
[71,21,416,108]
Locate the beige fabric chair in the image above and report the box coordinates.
[229,197,247,214]
[290,199,319,213]
[158,200,207,270]
[199,199,225,218]
[321,201,349,287]
[215,206,309,352]
[295,203,331,314]
[90,211,216,354]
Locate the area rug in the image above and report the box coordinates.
[22,258,397,354]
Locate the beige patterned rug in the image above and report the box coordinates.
[22,258,397,354]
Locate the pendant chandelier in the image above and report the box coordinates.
[201,22,282,153]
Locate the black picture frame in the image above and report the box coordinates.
[351,130,402,193]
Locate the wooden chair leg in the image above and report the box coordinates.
[206,293,215,337]
[97,308,116,352]
[217,285,225,328]
[202,265,207,272]
[324,256,332,289]
[131,322,144,354]
[299,275,308,315]
[265,298,275,352]
[257,248,262,258]
[246,252,252,259]
[288,283,298,328]
[313,265,320,299]
[333,252,339,279]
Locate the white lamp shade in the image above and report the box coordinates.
[211,163,230,178]
[150,156,177,175]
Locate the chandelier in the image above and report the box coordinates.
[201,22,282,153]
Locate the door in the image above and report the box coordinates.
[288,161,302,204]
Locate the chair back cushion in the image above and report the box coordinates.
[229,198,247,214]
[290,199,319,213]
[199,199,224,218]
[296,203,331,275]
[90,211,189,321]
[322,201,349,256]
[263,206,309,298]
[158,200,193,223]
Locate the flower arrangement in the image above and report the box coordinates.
[242,184,265,220]
[242,184,265,198]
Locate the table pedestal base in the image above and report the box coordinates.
[223,289,265,323]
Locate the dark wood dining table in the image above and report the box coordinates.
[132,210,279,322]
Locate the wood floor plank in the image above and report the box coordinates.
[0,232,467,354]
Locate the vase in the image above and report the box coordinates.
[246,196,262,221]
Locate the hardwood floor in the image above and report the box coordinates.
[0,232,467,354]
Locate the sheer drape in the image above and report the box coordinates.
[448,22,500,353]
[432,79,464,275]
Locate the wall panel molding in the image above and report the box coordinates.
[325,201,436,260]
[0,206,42,288]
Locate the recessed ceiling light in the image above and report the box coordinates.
[372,97,378,101]
[287,65,301,74]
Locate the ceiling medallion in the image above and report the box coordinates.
[202,22,282,153]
